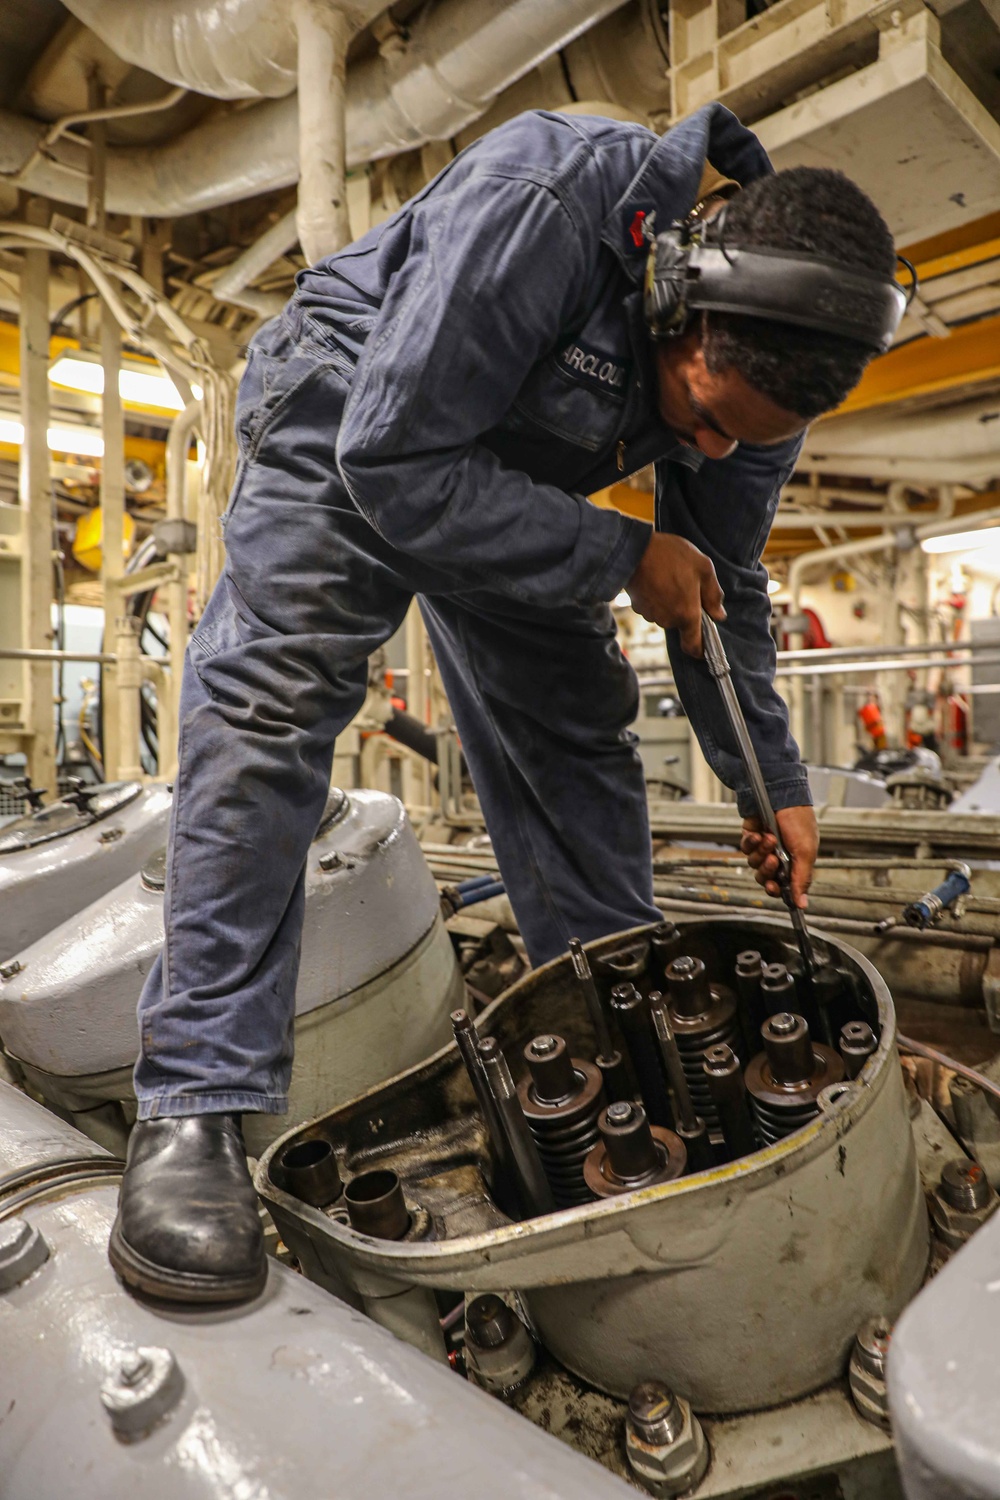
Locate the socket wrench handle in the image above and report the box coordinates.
[700,610,816,978]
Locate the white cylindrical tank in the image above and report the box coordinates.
[0,790,462,1156]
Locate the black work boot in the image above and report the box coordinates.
[109,1114,267,1304]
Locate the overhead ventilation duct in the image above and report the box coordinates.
[59,0,339,99]
[3,0,629,218]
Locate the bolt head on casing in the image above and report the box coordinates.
[0,1217,49,1290]
[625,1382,709,1497]
[849,1319,892,1431]
[931,1158,999,1250]
[464,1296,535,1396]
[101,1346,184,1441]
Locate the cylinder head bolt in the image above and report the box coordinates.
[0,1216,49,1292]
[517,1034,605,1207]
[734,949,764,1035]
[464,1294,536,1397]
[610,984,675,1129]
[664,955,741,1141]
[931,1158,999,1251]
[583,1101,686,1199]
[101,1346,185,1442]
[744,1012,844,1144]
[625,1379,710,1497]
[702,1043,757,1161]
[760,961,797,1016]
[839,1021,878,1080]
[649,922,682,989]
[848,1319,892,1432]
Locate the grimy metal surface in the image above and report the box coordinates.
[0,790,462,1153]
[889,1209,1000,1500]
[0,1170,631,1497]
[645,799,1000,860]
[259,918,929,1414]
[0,782,172,957]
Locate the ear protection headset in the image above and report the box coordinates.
[644,207,912,353]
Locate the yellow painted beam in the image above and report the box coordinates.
[901,210,1000,275]
[914,235,1000,285]
[833,313,1000,416]
[590,484,655,524]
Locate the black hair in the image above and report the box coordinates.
[701,167,897,421]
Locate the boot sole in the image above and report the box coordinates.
[109,1217,268,1306]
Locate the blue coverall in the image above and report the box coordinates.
[135,103,809,1119]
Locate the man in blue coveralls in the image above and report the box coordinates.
[109,103,899,1303]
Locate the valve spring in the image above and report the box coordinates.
[517,1037,605,1207]
[744,1012,845,1145]
[749,1094,822,1145]
[673,1019,743,1136]
[664,956,743,1139]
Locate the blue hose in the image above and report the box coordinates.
[454,879,506,908]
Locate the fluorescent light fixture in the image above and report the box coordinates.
[48,424,104,457]
[921,526,1000,555]
[0,417,104,457]
[766,578,783,596]
[48,355,202,410]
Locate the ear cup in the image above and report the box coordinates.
[644,228,693,339]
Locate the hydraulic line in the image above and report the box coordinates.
[897,1035,1000,1106]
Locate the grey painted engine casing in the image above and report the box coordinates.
[260,917,929,1414]
[0,782,173,958]
[0,1082,630,1500]
[0,790,462,1153]
[889,1206,1000,1499]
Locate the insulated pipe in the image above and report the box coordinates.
[344,0,628,166]
[162,399,201,776]
[293,0,352,265]
[3,0,627,217]
[789,507,1000,609]
[60,0,307,99]
[212,207,299,301]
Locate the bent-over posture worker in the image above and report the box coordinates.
[110,103,904,1302]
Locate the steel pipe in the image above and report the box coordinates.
[293,0,351,265]
[5,0,625,217]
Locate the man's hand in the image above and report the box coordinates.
[740,805,818,909]
[626,533,725,657]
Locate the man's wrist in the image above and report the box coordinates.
[736,775,812,820]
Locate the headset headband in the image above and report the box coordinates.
[645,222,910,353]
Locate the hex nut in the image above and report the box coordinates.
[464,1298,536,1397]
[0,1217,49,1291]
[626,1393,710,1497]
[101,1346,185,1441]
[931,1168,999,1252]
[849,1319,892,1432]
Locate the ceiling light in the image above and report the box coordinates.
[49,424,105,457]
[48,355,202,410]
[0,417,104,457]
[921,525,1000,555]
[766,578,783,596]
